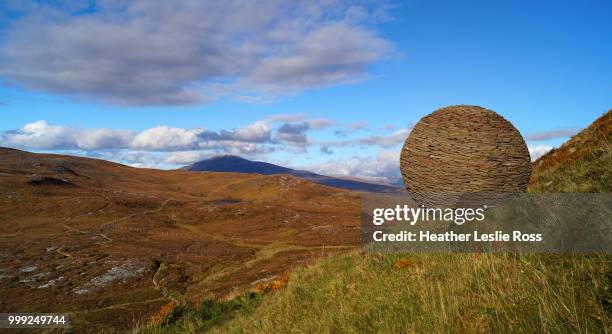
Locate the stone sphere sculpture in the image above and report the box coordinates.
[400,105,531,207]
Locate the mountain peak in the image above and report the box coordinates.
[203,155,251,163]
[185,155,292,175]
[184,155,401,193]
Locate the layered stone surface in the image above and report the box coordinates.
[400,105,531,206]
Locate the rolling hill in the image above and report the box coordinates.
[183,155,402,193]
[145,110,612,334]
[0,147,361,333]
[1,109,609,333]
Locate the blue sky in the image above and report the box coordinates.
[0,0,610,184]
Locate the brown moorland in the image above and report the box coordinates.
[0,147,360,332]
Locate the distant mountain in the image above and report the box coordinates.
[183,155,402,193]
[0,147,363,332]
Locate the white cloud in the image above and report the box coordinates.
[528,144,553,160]
[307,118,335,129]
[232,121,271,142]
[356,128,410,148]
[164,151,212,165]
[131,126,202,151]
[309,149,402,185]
[0,120,133,150]
[76,128,135,150]
[0,120,278,154]
[120,151,165,168]
[243,23,392,97]
[325,127,411,148]
[0,0,394,105]
[265,113,308,123]
[2,121,73,149]
[0,118,412,172]
[348,121,368,130]
[198,141,274,156]
[333,121,368,137]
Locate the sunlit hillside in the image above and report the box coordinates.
[143,111,612,334]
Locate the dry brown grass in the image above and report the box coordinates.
[149,301,178,326]
[254,272,291,293]
[529,109,611,192]
[0,147,360,333]
[151,110,612,334]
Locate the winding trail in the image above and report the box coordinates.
[152,262,181,304]
[61,196,173,243]
[61,198,111,242]
[100,198,172,231]
[55,194,355,312]
[171,219,357,287]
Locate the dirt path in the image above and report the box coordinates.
[58,195,354,310]
[152,262,181,304]
[57,196,171,269]
[61,196,172,243]
[100,198,172,230]
[172,220,356,287]
[61,197,112,242]
[72,297,167,314]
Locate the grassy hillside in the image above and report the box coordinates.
[208,253,608,333]
[141,111,611,334]
[529,109,611,192]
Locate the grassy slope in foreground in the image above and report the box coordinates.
[144,110,611,334]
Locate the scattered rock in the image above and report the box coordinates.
[49,165,79,176]
[73,260,146,294]
[19,271,50,287]
[46,246,59,253]
[37,276,63,289]
[28,176,74,186]
[0,270,9,282]
[20,265,38,273]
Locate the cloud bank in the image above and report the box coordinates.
[310,150,402,185]
[0,116,409,182]
[0,0,393,106]
[0,118,562,183]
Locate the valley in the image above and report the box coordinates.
[0,147,361,332]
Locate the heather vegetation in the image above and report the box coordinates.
[142,111,611,334]
[529,110,611,193]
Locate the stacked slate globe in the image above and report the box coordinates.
[400,105,532,207]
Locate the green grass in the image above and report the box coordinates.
[141,111,611,333]
[209,253,610,333]
[139,252,611,334]
[529,145,611,192]
[137,292,262,334]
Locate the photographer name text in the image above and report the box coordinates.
[372,230,542,242]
